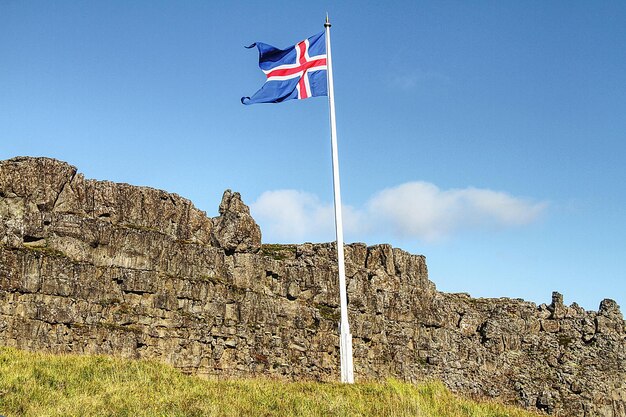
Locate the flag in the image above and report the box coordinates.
[241,31,327,105]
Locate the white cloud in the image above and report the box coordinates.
[366,182,547,242]
[250,189,364,243]
[250,190,335,242]
[250,182,547,243]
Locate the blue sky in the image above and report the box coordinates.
[2,1,625,311]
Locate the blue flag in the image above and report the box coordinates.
[241,32,327,105]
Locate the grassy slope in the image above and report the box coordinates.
[0,347,540,417]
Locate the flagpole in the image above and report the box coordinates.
[325,14,354,384]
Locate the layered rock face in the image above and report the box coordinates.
[1,157,625,416]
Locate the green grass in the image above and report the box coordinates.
[315,303,341,322]
[261,244,297,260]
[0,347,540,417]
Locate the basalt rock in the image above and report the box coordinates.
[212,189,261,254]
[1,157,625,416]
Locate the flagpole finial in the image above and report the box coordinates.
[325,13,331,28]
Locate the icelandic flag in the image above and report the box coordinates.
[241,31,327,105]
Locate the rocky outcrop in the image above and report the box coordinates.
[212,190,261,254]
[1,157,625,416]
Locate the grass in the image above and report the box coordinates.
[261,244,297,261]
[316,303,341,322]
[0,347,541,417]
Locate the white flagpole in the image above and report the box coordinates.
[325,14,354,384]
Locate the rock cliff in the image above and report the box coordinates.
[1,157,624,416]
